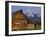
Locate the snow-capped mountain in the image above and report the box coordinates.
[27,14,41,23]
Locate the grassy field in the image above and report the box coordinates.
[12,23,41,31]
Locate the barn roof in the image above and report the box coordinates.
[12,9,27,20]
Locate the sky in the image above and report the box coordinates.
[12,5,41,16]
